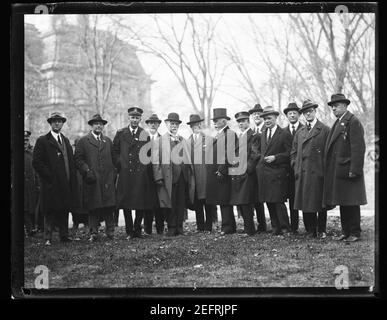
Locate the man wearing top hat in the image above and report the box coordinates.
[283,102,304,234]
[187,114,216,233]
[248,104,267,232]
[229,111,260,236]
[206,108,238,235]
[113,107,158,239]
[256,106,292,235]
[290,100,330,238]
[143,113,166,235]
[323,93,367,242]
[32,112,79,246]
[152,112,195,236]
[74,114,116,241]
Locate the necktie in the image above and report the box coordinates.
[307,123,311,132]
[291,125,295,136]
[57,135,62,145]
[267,128,272,142]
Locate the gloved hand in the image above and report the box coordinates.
[155,179,164,186]
[85,169,97,185]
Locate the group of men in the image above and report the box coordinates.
[25,92,367,246]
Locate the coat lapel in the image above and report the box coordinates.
[302,120,322,144]
[46,132,62,151]
[264,126,281,155]
[87,132,100,148]
[327,111,353,152]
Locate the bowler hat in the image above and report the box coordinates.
[327,93,351,106]
[283,102,301,115]
[165,112,182,124]
[300,99,318,113]
[187,114,204,125]
[248,104,263,114]
[88,114,108,125]
[235,111,250,121]
[260,106,280,118]
[24,130,31,138]
[145,113,162,124]
[211,108,230,121]
[128,106,144,116]
[47,112,67,123]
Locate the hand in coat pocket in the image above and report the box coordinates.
[85,169,97,185]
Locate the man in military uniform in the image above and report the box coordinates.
[113,107,158,239]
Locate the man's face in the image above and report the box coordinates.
[286,110,300,124]
[50,119,64,133]
[238,119,250,131]
[147,121,160,134]
[24,138,29,150]
[190,122,203,134]
[263,115,277,129]
[302,108,316,122]
[166,121,180,135]
[129,115,141,128]
[251,112,263,125]
[91,121,104,135]
[213,118,227,130]
[331,102,348,118]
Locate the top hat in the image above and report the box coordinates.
[327,93,351,106]
[300,99,318,113]
[24,130,31,138]
[234,111,250,121]
[260,106,280,118]
[47,112,67,123]
[283,102,301,115]
[211,108,230,121]
[187,114,204,125]
[145,113,162,124]
[88,114,108,125]
[128,106,144,116]
[248,103,263,114]
[165,112,182,124]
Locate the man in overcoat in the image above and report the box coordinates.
[206,108,238,235]
[152,113,195,236]
[113,107,158,239]
[74,114,116,241]
[32,112,78,246]
[323,93,367,242]
[256,106,292,235]
[283,102,304,234]
[187,114,216,233]
[291,100,330,238]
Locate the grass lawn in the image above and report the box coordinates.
[24,215,375,289]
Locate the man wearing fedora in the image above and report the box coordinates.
[32,112,79,245]
[229,111,260,236]
[283,102,304,234]
[187,114,216,233]
[256,106,292,235]
[152,112,195,236]
[206,108,238,235]
[291,100,330,238]
[323,93,367,242]
[143,113,166,235]
[248,103,267,232]
[74,114,116,241]
[113,107,158,239]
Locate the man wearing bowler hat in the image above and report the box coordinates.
[143,113,166,235]
[291,100,330,238]
[283,102,304,234]
[256,106,292,235]
[152,112,195,236]
[113,107,158,239]
[187,114,216,233]
[74,114,116,241]
[32,112,79,246]
[323,93,367,242]
[206,108,238,235]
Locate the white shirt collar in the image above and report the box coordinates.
[149,131,158,139]
[240,128,249,136]
[266,124,277,136]
[129,126,138,134]
[339,111,349,122]
[91,131,101,140]
[50,131,60,140]
[217,125,227,135]
[307,118,318,130]
[289,121,300,131]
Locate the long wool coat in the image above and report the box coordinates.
[74,132,116,211]
[323,111,367,207]
[256,126,293,203]
[230,128,260,205]
[24,146,38,213]
[32,132,79,213]
[113,126,158,210]
[290,120,330,212]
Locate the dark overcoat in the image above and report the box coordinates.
[74,132,116,211]
[230,129,260,205]
[323,111,367,206]
[291,120,330,212]
[206,126,238,205]
[256,126,292,203]
[32,132,79,213]
[113,126,158,210]
[24,147,38,213]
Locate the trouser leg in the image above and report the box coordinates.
[24,210,33,235]
[255,202,267,231]
[113,209,119,227]
[155,208,165,234]
[143,210,154,234]
[176,175,186,234]
[89,210,100,235]
[239,204,256,235]
[195,199,205,231]
[134,210,144,236]
[266,203,279,233]
[44,212,54,241]
[303,212,317,235]
[57,211,69,239]
[317,210,327,233]
[339,206,351,237]
[101,207,115,237]
[123,209,134,236]
[341,205,361,237]
[289,196,299,232]
[204,204,215,231]
[220,205,236,234]
[277,203,291,231]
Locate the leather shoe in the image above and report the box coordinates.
[336,235,349,241]
[344,235,360,242]
[318,232,327,239]
[44,240,52,246]
[89,234,98,242]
